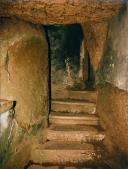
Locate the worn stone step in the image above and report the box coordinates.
[50,112,99,126]
[43,125,105,143]
[31,141,101,165]
[52,88,97,103]
[28,165,92,169]
[51,100,96,114]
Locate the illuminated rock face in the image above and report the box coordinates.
[96,3,128,168]
[0,111,11,137]
[97,3,128,91]
[0,18,48,129]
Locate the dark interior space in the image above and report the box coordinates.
[46,24,95,92]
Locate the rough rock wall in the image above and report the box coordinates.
[82,22,108,72]
[96,3,128,169]
[97,3,128,91]
[97,84,128,169]
[0,0,122,25]
[0,18,48,130]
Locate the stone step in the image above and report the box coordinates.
[28,166,92,169]
[51,100,96,114]
[43,125,105,142]
[31,141,101,165]
[50,112,99,126]
[52,88,97,103]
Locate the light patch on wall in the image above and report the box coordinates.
[0,111,10,137]
[0,100,15,139]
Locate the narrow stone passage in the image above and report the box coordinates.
[29,90,107,169]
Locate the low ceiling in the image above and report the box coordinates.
[0,0,124,25]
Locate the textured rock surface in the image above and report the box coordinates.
[96,3,128,169]
[97,83,128,169]
[0,99,14,113]
[82,22,108,72]
[97,2,128,91]
[0,18,48,129]
[0,0,122,25]
[0,18,49,168]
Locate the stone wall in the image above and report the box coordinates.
[96,3,128,169]
[0,18,48,130]
[0,18,49,168]
[97,83,128,169]
[82,22,108,72]
[0,0,121,25]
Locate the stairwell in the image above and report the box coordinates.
[29,90,106,169]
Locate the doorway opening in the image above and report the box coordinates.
[46,24,95,101]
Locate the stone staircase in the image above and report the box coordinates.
[29,90,106,169]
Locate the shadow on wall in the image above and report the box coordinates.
[104,145,128,169]
[114,150,128,169]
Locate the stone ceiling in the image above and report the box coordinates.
[0,0,123,25]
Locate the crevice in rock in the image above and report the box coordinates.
[5,50,11,81]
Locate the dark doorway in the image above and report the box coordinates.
[45,24,95,101]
